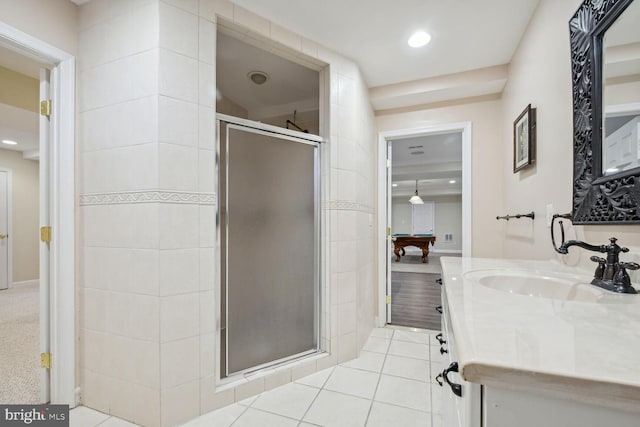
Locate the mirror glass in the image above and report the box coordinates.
[601,0,640,176]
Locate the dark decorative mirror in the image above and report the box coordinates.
[570,0,640,224]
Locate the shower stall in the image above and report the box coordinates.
[217,115,322,379]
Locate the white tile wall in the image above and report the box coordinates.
[160,293,200,342]
[159,2,198,58]
[159,49,199,103]
[82,143,159,193]
[158,96,198,147]
[79,0,377,425]
[158,143,199,191]
[159,249,199,296]
[80,96,159,153]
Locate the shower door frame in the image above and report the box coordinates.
[216,113,324,382]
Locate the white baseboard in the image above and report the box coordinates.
[431,249,463,254]
[11,279,39,287]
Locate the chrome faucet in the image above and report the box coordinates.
[551,215,638,294]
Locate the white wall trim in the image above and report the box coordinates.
[377,122,472,327]
[12,279,39,287]
[0,168,13,290]
[0,22,76,407]
[431,249,463,254]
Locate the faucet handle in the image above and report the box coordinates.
[619,262,640,271]
[590,256,606,280]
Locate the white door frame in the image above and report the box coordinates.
[377,122,472,327]
[0,22,76,405]
[0,168,12,289]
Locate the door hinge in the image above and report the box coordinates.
[386,295,391,304]
[386,227,391,236]
[386,159,391,168]
[41,353,52,369]
[40,226,52,243]
[40,100,52,118]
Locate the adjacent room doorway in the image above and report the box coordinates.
[377,123,472,330]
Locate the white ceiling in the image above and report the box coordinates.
[230,0,540,88]
[217,31,319,119]
[0,103,39,153]
[391,132,462,197]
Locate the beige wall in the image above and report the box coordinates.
[376,98,505,258]
[500,0,581,260]
[500,0,640,273]
[0,67,38,112]
[392,195,463,252]
[0,148,39,282]
[0,0,77,55]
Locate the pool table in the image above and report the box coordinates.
[391,234,436,263]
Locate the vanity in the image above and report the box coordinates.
[437,257,640,427]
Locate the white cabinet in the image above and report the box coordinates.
[436,285,480,427]
[439,277,640,427]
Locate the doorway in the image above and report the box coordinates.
[0,46,45,403]
[0,22,76,405]
[377,123,472,329]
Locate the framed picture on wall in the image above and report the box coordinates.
[513,104,537,172]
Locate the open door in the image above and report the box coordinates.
[39,68,51,403]
[386,142,392,324]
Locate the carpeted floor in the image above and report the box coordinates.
[0,283,40,404]
[390,272,442,331]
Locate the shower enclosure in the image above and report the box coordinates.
[217,115,322,378]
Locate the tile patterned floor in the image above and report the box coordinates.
[71,327,445,427]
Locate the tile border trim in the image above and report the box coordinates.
[80,191,216,206]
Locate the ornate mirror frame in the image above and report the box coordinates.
[570,0,640,224]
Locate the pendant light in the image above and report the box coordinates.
[409,180,424,204]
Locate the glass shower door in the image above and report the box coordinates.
[220,120,320,377]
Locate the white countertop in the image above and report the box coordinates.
[441,257,640,412]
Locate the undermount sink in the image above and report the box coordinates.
[464,270,602,302]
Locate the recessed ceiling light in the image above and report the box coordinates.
[392,184,398,187]
[247,71,269,85]
[2,139,17,145]
[408,31,431,48]
[449,180,456,184]
[605,167,619,174]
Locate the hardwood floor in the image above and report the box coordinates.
[390,272,442,331]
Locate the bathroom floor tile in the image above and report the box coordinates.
[232,408,299,427]
[366,401,430,427]
[69,407,110,427]
[251,383,320,420]
[182,404,246,427]
[295,366,334,388]
[238,395,259,406]
[303,389,371,427]
[370,327,395,339]
[99,418,140,427]
[393,330,430,344]
[374,374,430,412]
[341,350,386,373]
[324,366,380,399]
[383,354,430,382]
[362,336,390,354]
[388,340,429,360]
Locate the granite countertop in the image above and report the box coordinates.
[440,257,640,413]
